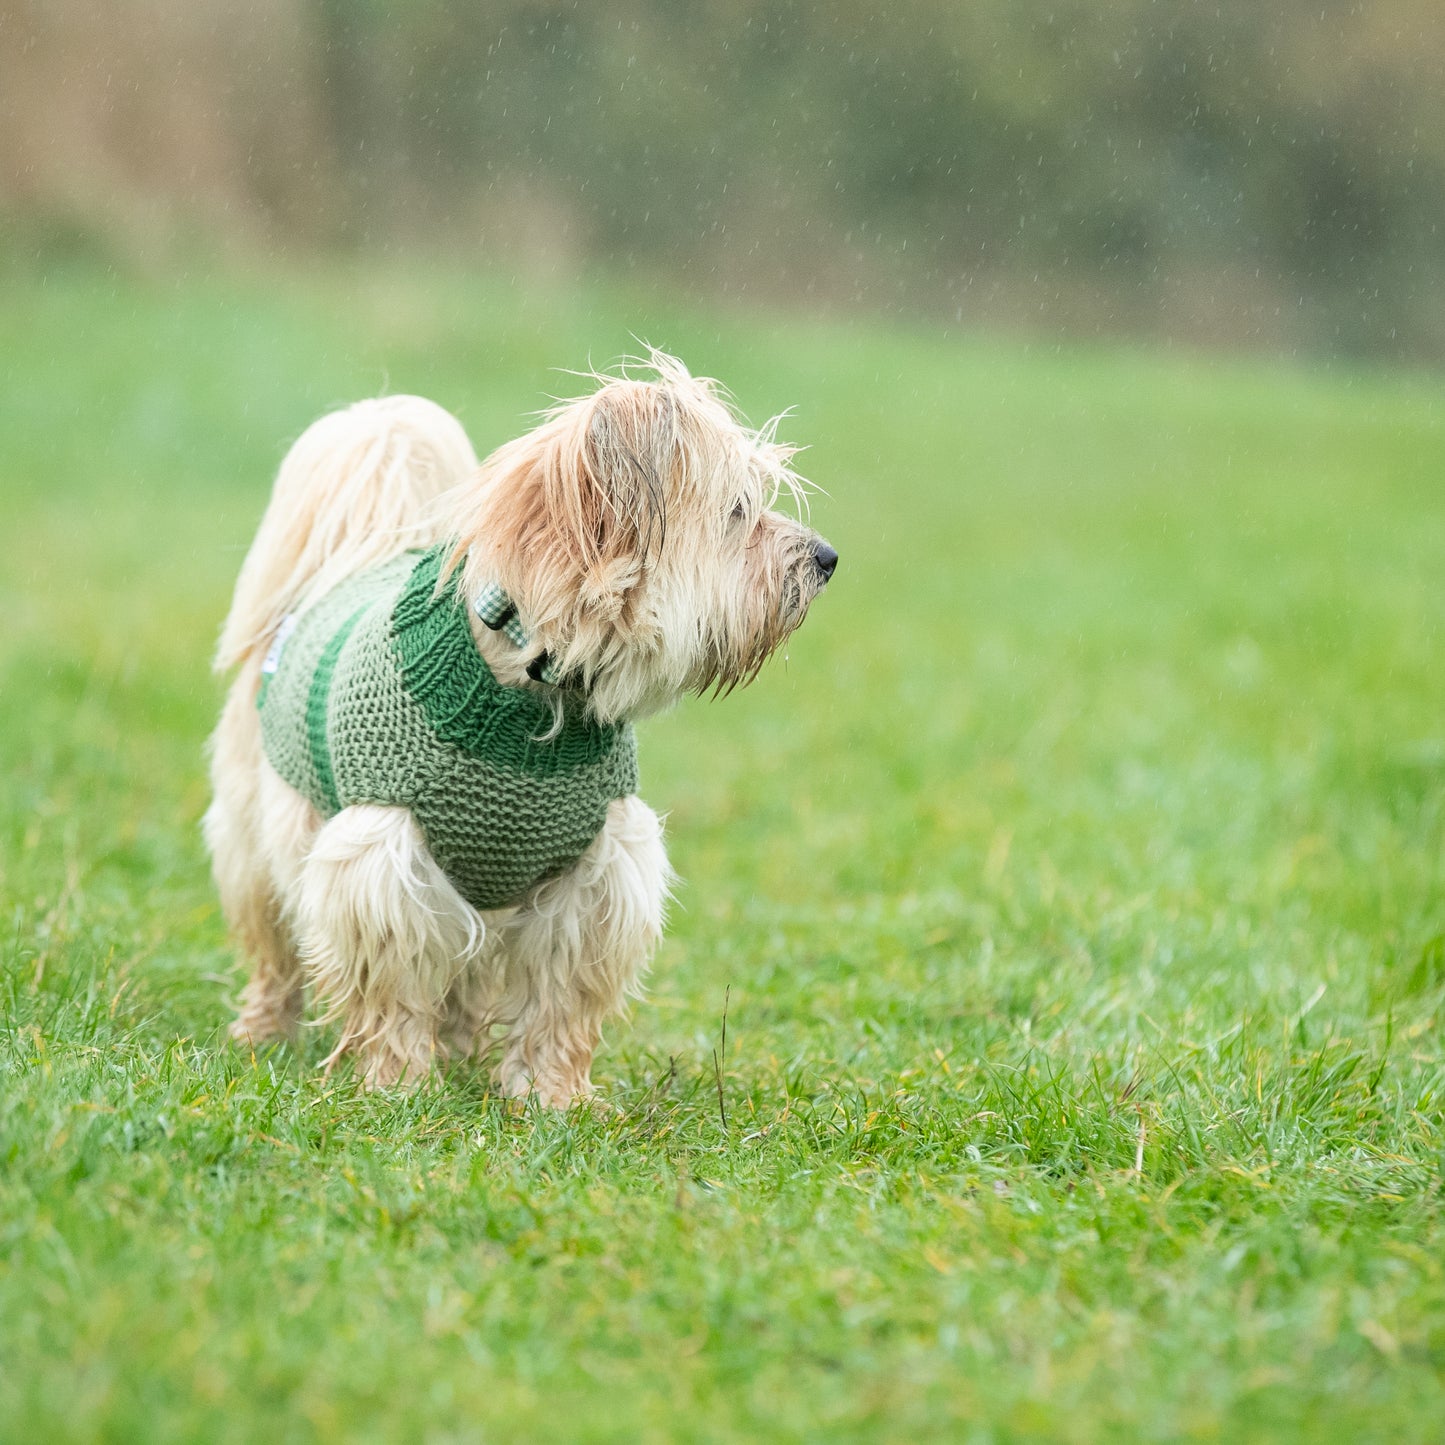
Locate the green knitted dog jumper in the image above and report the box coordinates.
[257,546,638,911]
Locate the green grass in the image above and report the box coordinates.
[2,262,1444,1443]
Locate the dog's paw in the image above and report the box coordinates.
[497,1068,606,1115]
[228,1012,297,1050]
[355,1053,431,1092]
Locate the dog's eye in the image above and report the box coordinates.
[729,501,746,524]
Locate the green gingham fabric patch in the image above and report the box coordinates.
[473,582,565,685]
[472,581,528,648]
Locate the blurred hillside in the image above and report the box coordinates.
[3,0,1444,359]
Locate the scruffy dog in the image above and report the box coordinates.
[205,354,835,1104]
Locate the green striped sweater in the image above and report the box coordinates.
[257,546,638,911]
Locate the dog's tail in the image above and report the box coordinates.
[215,396,478,672]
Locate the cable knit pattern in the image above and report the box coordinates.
[258,546,638,911]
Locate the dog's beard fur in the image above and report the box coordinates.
[446,352,829,724]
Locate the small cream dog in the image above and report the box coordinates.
[205,354,835,1104]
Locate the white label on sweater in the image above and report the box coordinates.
[261,614,298,676]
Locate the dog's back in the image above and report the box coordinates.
[215,395,477,674]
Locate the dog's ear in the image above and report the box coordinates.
[452,379,675,635]
[546,383,670,619]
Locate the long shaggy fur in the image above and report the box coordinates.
[216,395,476,671]
[206,356,832,1104]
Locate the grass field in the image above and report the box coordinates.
[2,264,1444,1442]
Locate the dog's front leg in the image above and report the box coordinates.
[296,804,485,1089]
[496,796,672,1109]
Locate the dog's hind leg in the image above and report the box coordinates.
[205,675,311,1045]
[494,796,672,1109]
[296,804,484,1089]
[206,792,304,1044]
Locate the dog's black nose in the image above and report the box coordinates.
[813,541,839,582]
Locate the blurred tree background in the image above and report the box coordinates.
[2,0,1443,359]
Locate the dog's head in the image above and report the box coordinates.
[449,352,836,721]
